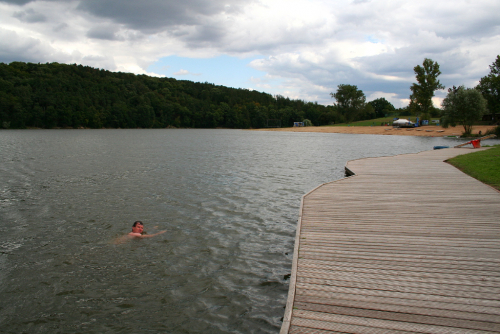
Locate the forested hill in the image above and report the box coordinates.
[0,61,341,129]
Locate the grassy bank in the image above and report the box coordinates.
[447,145,500,191]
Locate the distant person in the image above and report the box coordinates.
[129,221,166,238]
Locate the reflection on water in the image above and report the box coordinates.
[1,129,495,333]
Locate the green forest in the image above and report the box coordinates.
[0,62,392,129]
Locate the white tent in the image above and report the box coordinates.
[393,119,414,127]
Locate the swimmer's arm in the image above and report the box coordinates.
[140,230,166,238]
[130,230,166,238]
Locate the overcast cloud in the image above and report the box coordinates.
[1,0,499,107]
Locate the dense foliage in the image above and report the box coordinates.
[0,62,343,129]
[368,98,396,118]
[441,86,488,135]
[330,84,376,123]
[476,55,500,115]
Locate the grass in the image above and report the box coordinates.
[447,145,500,191]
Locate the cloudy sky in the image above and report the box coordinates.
[1,0,499,107]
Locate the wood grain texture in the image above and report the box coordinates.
[281,148,500,334]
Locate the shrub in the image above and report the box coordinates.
[303,119,313,127]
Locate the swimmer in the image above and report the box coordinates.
[128,221,166,238]
[113,221,166,244]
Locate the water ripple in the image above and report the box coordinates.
[2,129,498,333]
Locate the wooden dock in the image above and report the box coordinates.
[281,148,500,334]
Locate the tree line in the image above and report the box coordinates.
[4,57,496,132]
[329,55,499,136]
[405,55,499,135]
[0,61,392,129]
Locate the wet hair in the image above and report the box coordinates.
[132,221,143,227]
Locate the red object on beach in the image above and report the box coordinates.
[471,139,481,148]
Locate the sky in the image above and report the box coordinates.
[1,0,499,108]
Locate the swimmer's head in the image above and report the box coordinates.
[131,221,144,234]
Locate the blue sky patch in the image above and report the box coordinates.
[147,55,267,90]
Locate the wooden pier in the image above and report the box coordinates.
[281,148,500,333]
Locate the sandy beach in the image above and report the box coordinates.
[256,125,497,137]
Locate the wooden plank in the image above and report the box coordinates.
[294,302,499,332]
[296,287,500,309]
[295,295,500,320]
[296,279,500,300]
[297,268,500,287]
[281,148,500,333]
[291,310,498,334]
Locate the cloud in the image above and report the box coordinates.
[183,24,226,49]
[0,27,70,63]
[0,0,499,108]
[0,0,34,5]
[75,0,251,33]
[86,25,122,41]
[13,8,46,22]
[80,54,117,69]
[173,69,200,76]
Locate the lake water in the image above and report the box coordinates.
[1,129,496,333]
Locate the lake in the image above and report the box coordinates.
[0,129,494,333]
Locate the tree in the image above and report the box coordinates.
[476,55,500,114]
[319,105,343,125]
[440,86,487,136]
[360,103,375,120]
[330,84,366,122]
[0,61,352,129]
[303,119,313,126]
[368,97,395,118]
[409,58,444,119]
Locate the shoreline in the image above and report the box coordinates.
[254,125,497,137]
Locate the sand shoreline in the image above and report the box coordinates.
[255,125,497,137]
